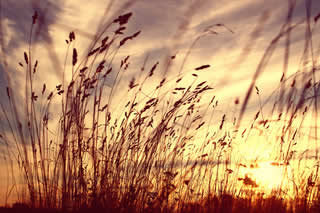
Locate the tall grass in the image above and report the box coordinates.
[0,1,320,212]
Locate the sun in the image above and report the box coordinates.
[251,162,286,189]
[238,161,288,192]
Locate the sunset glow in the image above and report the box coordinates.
[238,161,288,191]
[0,0,320,212]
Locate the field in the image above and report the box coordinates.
[0,1,320,212]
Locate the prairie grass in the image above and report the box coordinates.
[0,1,320,212]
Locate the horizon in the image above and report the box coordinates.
[0,0,320,211]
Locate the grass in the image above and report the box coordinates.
[0,1,320,212]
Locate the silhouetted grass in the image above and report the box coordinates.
[0,1,320,212]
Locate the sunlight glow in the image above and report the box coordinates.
[239,161,288,192]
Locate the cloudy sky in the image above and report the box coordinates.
[0,0,320,205]
[1,0,319,108]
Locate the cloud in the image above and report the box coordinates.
[0,1,65,146]
[0,0,64,92]
[1,0,63,49]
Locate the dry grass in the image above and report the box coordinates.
[0,1,320,212]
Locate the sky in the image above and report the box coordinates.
[0,0,320,205]
[1,0,319,109]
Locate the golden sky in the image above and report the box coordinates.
[0,0,320,205]
[0,0,318,109]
